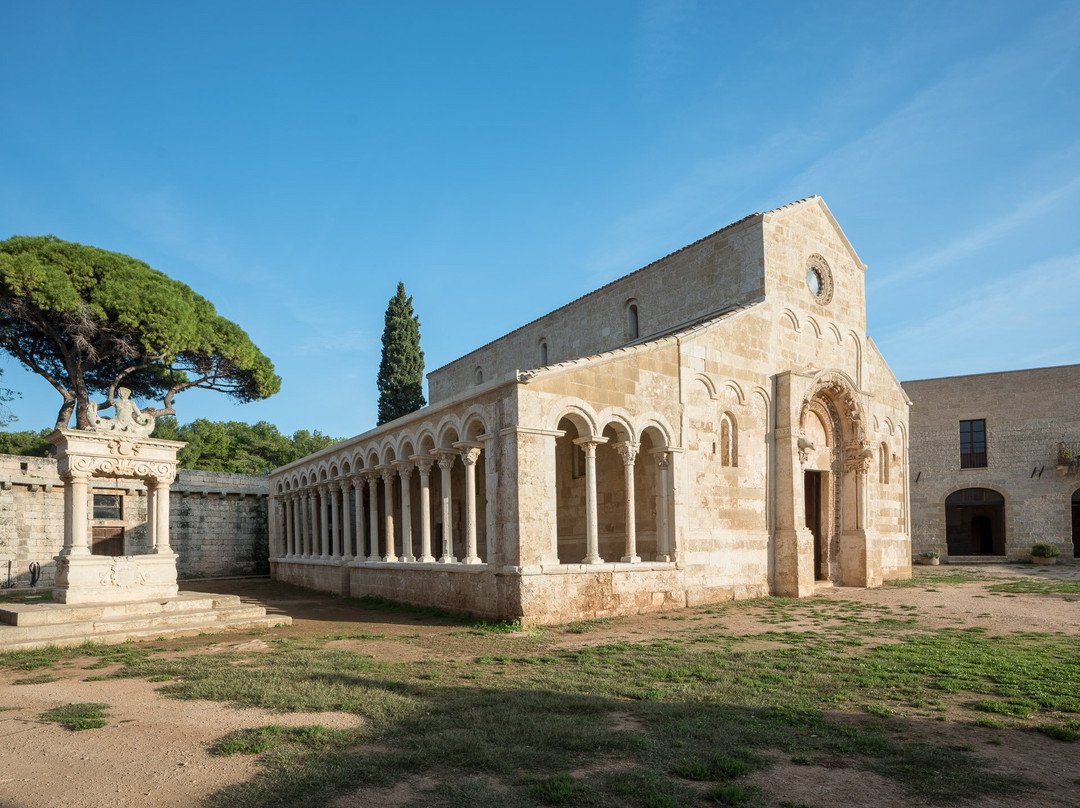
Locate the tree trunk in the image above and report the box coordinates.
[55,399,75,432]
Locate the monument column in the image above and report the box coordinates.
[574,437,607,564]
[437,453,456,563]
[291,494,302,557]
[58,470,91,557]
[154,473,175,554]
[396,463,415,562]
[614,442,640,563]
[413,456,435,563]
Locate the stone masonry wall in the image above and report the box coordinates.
[904,365,1080,560]
[0,454,270,587]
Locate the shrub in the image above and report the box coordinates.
[1030,543,1060,558]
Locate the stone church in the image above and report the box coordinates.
[269,197,912,623]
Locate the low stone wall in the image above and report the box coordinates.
[0,454,269,588]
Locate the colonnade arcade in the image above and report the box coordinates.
[274,425,489,566]
[553,413,676,565]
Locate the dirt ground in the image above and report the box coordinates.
[0,563,1077,808]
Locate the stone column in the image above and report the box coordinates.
[329,481,342,558]
[291,494,301,557]
[396,463,415,562]
[414,455,435,562]
[365,473,380,562]
[285,495,294,557]
[352,475,365,561]
[380,467,398,562]
[341,479,353,561]
[154,474,175,554]
[318,485,331,559]
[614,442,641,563]
[305,490,316,558]
[59,471,91,556]
[574,438,606,564]
[459,445,482,564]
[653,451,672,562]
[146,480,159,552]
[437,452,456,563]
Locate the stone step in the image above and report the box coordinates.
[0,605,272,642]
[0,613,287,653]
[0,593,246,627]
[0,592,292,652]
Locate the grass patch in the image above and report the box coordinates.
[39,702,110,731]
[1037,723,1080,742]
[12,673,57,685]
[988,580,1080,595]
[83,593,1062,808]
[528,773,588,805]
[0,589,52,603]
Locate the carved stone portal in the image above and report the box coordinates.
[48,428,185,604]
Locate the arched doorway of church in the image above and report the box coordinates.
[799,378,866,585]
[944,488,1005,556]
[1071,488,1080,559]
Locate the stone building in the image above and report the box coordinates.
[904,365,1080,562]
[0,453,270,588]
[269,196,912,623]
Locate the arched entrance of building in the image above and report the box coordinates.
[1072,488,1080,559]
[798,375,869,586]
[944,488,1005,556]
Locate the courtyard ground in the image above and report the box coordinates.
[0,563,1077,808]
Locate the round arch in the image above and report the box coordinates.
[944,487,1006,556]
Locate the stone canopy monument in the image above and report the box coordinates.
[49,388,184,603]
[0,390,288,651]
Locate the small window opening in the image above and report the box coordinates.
[474,366,484,385]
[19,462,28,472]
[539,339,548,365]
[959,419,987,468]
[720,414,738,467]
[626,299,639,340]
[93,493,123,521]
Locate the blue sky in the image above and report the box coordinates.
[2,1,1078,438]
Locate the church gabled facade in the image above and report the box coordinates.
[269,197,911,623]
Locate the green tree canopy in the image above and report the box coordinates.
[0,235,281,430]
[376,281,425,425]
[0,428,51,457]
[149,417,340,473]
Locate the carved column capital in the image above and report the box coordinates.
[436,452,456,472]
[395,461,414,481]
[378,465,396,485]
[612,441,639,466]
[412,454,435,475]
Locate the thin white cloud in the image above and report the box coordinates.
[881,249,1080,378]
[872,173,1080,290]
[294,329,375,356]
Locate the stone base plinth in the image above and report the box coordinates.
[53,553,180,604]
[0,592,290,651]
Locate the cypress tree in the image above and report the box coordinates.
[376,282,426,425]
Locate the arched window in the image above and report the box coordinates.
[474,366,483,385]
[720,413,737,467]
[626,299,639,340]
[539,339,548,365]
[879,442,889,484]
